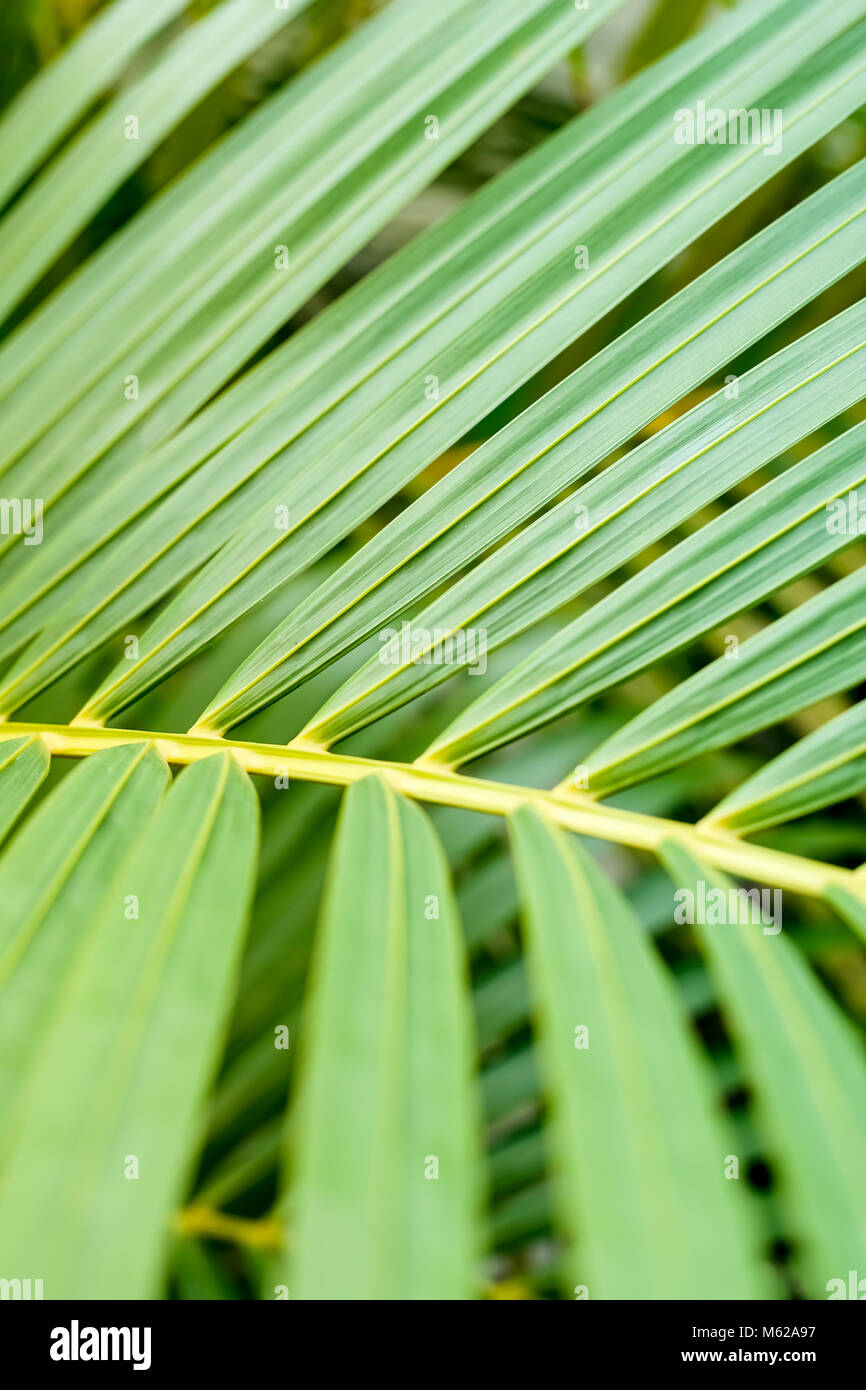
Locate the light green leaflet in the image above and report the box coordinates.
[0,0,470,424]
[707,698,866,833]
[0,0,189,209]
[15,0,804,503]
[43,6,866,725]
[508,807,768,1299]
[0,753,258,1299]
[0,0,303,327]
[0,0,610,503]
[0,742,169,1168]
[198,163,866,733]
[0,735,48,846]
[0,0,471,405]
[284,776,481,1300]
[581,561,866,798]
[424,418,866,769]
[0,0,633,664]
[304,300,866,750]
[660,840,866,1296]
[0,0,781,508]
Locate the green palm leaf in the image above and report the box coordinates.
[0,0,617,496]
[509,807,770,1299]
[24,0,864,722]
[283,775,481,1299]
[0,743,169,1164]
[660,840,866,1297]
[0,734,48,845]
[202,163,866,734]
[0,0,305,326]
[581,562,866,797]
[1,0,865,1303]
[0,0,190,209]
[0,752,257,1298]
[707,698,866,832]
[422,415,866,769]
[306,302,866,753]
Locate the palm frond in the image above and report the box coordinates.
[1,0,866,1303]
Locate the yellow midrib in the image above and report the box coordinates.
[0,720,855,900]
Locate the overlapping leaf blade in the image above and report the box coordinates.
[0,0,189,211]
[199,163,866,734]
[508,806,768,1299]
[660,840,866,1296]
[423,417,866,769]
[303,300,866,751]
[0,753,258,1299]
[0,0,303,327]
[0,735,49,845]
[283,776,481,1299]
[0,742,169,1166]
[707,698,866,832]
[825,881,866,947]
[0,0,618,508]
[42,5,866,725]
[580,561,866,798]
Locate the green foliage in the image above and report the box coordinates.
[0,0,865,1300]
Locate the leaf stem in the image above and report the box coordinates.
[175,1205,282,1250]
[1,720,855,899]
